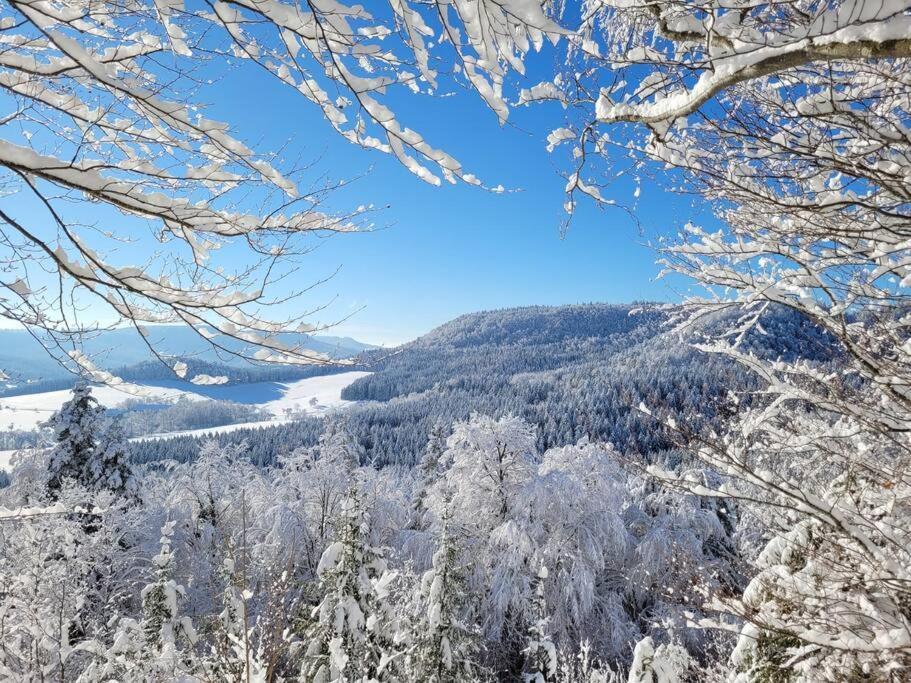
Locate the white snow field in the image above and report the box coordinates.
[261,371,372,417]
[0,449,19,472]
[0,371,371,471]
[134,370,374,442]
[0,383,203,431]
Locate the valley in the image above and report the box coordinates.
[0,370,371,471]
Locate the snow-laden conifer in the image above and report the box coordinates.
[524,564,558,683]
[301,486,398,682]
[403,516,479,681]
[410,420,450,530]
[105,520,198,681]
[45,384,136,501]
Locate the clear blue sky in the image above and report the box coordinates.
[4,57,708,347]
[205,61,710,346]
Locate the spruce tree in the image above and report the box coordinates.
[301,487,397,682]
[523,564,557,683]
[45,383,136,501]
[404,522,479,682]
[104,521,197,681]
[410,420,449,529]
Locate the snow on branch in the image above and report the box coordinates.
[0,0,378,378]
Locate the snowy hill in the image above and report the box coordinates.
[129,302,837,468]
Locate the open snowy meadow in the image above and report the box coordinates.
[0,370,371,431]
[0,371,371,469]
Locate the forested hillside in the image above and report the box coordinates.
[134,303,835,468]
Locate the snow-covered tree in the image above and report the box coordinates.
[45,384,137,501]
[426,413,538,662]
[410,420,450,530]
[433,413,537,530]
[207,555,269,683]
[424,417,653,669]
[531,441,631,654]
[403,520,480,682]
[626,637,691,683]
[728,479,911,682]
[0,511,97,679]
[318,419,365,472]
[136,521,198,678]
[524,564,558,683]
[270,426,360,574]
[301,486,398,682]
[99,521,198,681]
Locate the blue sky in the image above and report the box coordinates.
[205,62,708,346]
[2,54,706,348]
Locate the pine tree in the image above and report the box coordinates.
[301,487,397,682]
[45,384,136,501]
[404,521,479,682]
[105,521,198,681]
[524,564,558,683]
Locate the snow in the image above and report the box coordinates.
[261,371,372,417]
[0,384,204,431]
[0,371,372,470]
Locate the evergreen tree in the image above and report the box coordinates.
[301,487,397,682]
[211,555,268,683]
[45,384,136,501]
[404,521,479,681]
[524,564,557,683]
[105,521,198,681]
[410,420,450,529]
[140,522,197,660]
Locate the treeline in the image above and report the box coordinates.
[0,399,274,461]
[115,397,268,438]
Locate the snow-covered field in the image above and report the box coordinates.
[0,449,19,472]
[0,383,203,431]
[133,371,374,442]
[0,371,371,470]
[261,371,372,417]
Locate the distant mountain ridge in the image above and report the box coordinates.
[0,325,376,385]
[414,302,658,348]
